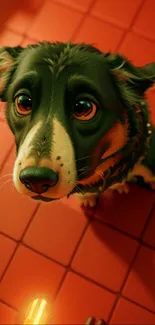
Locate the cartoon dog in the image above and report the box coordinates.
[0,42,155,207]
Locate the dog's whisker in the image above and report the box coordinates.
[69,180,83,195]
[77,166,90,174]
[78,166,93,177]
[0,179,13,192]
[0,173,13,181]
[74,155,92,163]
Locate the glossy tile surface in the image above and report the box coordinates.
[0,0,155,323]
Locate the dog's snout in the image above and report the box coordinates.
[19,166,58,194]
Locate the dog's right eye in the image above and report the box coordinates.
[15,95,32,116]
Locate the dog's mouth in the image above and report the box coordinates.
[32,195,59,202]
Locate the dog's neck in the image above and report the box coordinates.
[70,100,152,196]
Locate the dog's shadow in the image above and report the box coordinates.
[0,0,43,35]
[87,184,155,312]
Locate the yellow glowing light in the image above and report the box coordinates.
[24,298,48,324]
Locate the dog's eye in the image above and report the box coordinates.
[73,100,97,121]
[15,95,32,116]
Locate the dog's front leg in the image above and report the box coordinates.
[75,192,100,208]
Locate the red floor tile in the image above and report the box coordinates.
[0,1,154,323]
[71,220,138,292]
[0,30,23,47]
[4,0,44,34]
[119,32,155,65]
[27,0,83,42]
[133,0,155,41]
[91,0,143,29]
[143,208,155,248]
[110,298,155,324]
[95,185,155,237]
[123,246,155,312]
[23,199,88,266]
[0,234,16,278]
[0,245,65,310]
[51,271,116,324]
[21,37,38,47]
[0,122,14,170]
[0,103,6,122]
[74,16,123,52]
[61,195,95,219]
[0,302,18,325]
[54,0,92,13]
[0,148,38,240]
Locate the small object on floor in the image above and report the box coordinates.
[24,298,48,324]
[85,316,106,324]
[22,298,105,325]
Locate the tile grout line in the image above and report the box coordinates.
[50,220,94,302]
[0,231,18,243]
[139,202,155,239]
[18,0,47,39]
[71,0,98,41]
[107,202,155,322]
[68,218,94,267]
[0,298,18,312]
[94,213,155,245]
[95,206,155,250]
[107,243,141,324]
[95,217,139,241]
[0,144,14,174]
[121,295,155,315]
[0,204,40,286]
[49,0,89,15]
[5,11,155,46]
[1,0,154,318]
[22,242,66,268]
[69,268,117,295]
[52,268,69,302]
[66,203,98,267]
[49,205,98,302]
[8,224,155,267]
[19,203,41,241]
[115,0,146,52]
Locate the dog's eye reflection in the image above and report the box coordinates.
[15,94,32,116]
[73,100,97,121]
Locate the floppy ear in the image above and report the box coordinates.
[106,53,155,105]
[0,46,23,101]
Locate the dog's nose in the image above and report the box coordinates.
[19,166,58,194]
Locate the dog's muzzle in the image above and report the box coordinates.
[19,166,58,194]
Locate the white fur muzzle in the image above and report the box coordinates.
[13,118,77,199]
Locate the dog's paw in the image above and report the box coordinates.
[109,181,129,194]
[76,193,98,208]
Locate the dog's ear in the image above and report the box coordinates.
[106,53,155,104]
[0,46,23,101]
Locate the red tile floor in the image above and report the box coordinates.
[0,0,155,324]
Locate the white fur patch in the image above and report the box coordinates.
[13,121,42,192]
[13,118,77,199]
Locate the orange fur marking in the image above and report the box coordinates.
[78,119,129,186]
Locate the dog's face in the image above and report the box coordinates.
[0,42,155,201]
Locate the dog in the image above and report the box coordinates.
[0,41,155,208]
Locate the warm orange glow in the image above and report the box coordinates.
[24,298,48,324]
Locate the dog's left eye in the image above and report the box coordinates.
[15,95,32,116]
[73,100,97,121]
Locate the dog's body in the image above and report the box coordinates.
[0,41,155,207]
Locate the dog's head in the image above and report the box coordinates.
[0,42,155,201]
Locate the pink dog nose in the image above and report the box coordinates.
[19,166,58,194]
